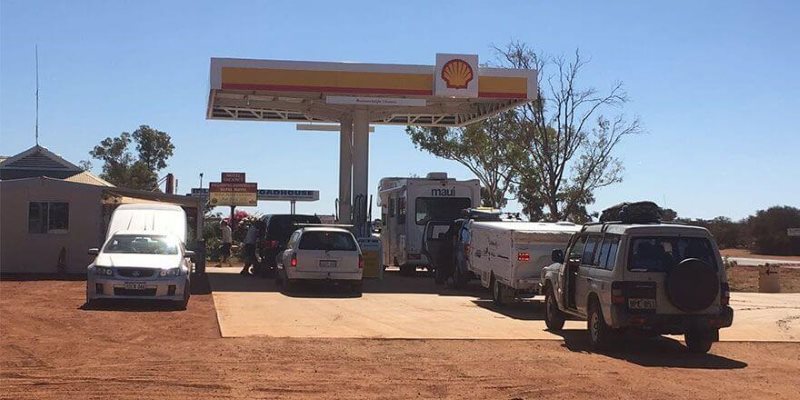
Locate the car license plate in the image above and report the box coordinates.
[319,260,337,268]
[628,298,656,310]
[124,282,147,290]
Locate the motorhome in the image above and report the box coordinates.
[466,220,580,305]
[378,172,480,274]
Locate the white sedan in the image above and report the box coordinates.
[86,231,193,309]
[276,227,363,294]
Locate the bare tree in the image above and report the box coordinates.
[406,112,519,209]
[497,42,642,222]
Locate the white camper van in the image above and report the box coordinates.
[466,220,580,305]
[378,172,480,274]
[105,203,188,243]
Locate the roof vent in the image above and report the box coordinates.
[426,172,448,180]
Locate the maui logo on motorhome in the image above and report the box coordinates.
[431,188,456,196]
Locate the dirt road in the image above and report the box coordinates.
[2,277,800,400]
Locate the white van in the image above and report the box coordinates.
[467,220,580,305]
[106,203,188,243]
[378,172,480,275]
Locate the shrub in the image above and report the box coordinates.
[747,206,800,256]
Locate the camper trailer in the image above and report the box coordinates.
[378,172,480,275]
[467,220,580,305]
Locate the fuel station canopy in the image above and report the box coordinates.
[206,54,538,235]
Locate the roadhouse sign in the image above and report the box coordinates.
[209,172,257,206]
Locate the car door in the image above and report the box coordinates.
[561,233,586,310]
[575,234,601,315]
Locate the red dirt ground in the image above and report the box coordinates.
[2,278,799,400]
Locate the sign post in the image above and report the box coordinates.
[206,173,258,225]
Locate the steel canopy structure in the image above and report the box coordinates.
[206,55,537,235]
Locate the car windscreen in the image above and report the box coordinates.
[267,215,321,242]
[628,236,717,272]
[298,231,358,251]
[103,234,179,255]
[415,197,472,225]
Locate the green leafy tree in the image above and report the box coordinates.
[406,112,519,209]
[89,125,175,190]
[497,42,641,221]
[747,206,800,255]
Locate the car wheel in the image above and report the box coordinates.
[685,330,714,354]
[545,286,566,331]
[176,283,191,310]
[588,302,614,351]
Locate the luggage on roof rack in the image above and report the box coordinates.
[600,201,662,224]
[461,208,503,221]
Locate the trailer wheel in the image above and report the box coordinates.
[491,275,511,306]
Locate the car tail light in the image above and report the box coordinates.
[358,254,364,269]
[611,281,625,305]
[720,282,730,306]
[290,253,297,267]
[517,252,530,262]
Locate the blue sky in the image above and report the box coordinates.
[2,0,798,220]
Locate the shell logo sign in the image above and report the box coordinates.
[441,59,474,89]
[435,53,479,98]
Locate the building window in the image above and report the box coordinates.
[28,202,70,233]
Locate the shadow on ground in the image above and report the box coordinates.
[551,329,748,369]
[471,298,545,321]
[80,298,186,312]
[206,268,493,298]
[0,273,86,282]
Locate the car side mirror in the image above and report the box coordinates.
[551,249,564,263]
[184,250,196,259]
[88,248,99,256]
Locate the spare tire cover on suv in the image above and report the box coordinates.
[665,258,719,312]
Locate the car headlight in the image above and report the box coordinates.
[94,266,114,276]
[159,268,182,277]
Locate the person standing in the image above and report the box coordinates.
[217,220,233,268]
[241,222,259,275]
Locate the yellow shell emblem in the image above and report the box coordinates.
[441,59,474,89]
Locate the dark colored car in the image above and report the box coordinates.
[257,214,322,272]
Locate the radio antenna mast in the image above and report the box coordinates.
[35,44,39,146]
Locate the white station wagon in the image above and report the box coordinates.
[276,226,364,294]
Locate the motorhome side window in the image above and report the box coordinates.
[28,202,69,234]
[414,197,472,225]
[398,198,406,224]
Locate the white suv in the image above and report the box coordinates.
[276,227,364,294]
[541,220,733,353]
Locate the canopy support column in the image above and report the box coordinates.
[338,116,353,223]
[352,109,370,237]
